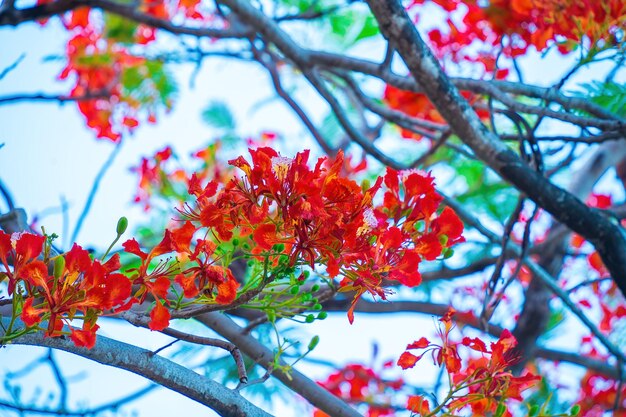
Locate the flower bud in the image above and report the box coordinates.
[307,335,320,351]
[116,217,128,235]
[53,256,65,279]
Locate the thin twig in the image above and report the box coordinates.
[0,177,15,210]
[46,349,69,411]
[70,142,122,245]
[0,90,109,104]
[0,53,24,80]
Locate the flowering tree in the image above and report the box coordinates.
[0,0,625,416]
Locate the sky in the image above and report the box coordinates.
[0,9,622,417]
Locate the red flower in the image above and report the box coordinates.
[407,395,431,415]
[397,351,421,370]
[149,301,171,331]
[0,231,45,295]
[21,298,43,327]
[16,243,131,345]
[252,223,277,251]
[70,321,99,349]
[316,363,402,416]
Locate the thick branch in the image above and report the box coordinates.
[366,0,626,297]
[122,310,248,383]
[309,51,625,124]
[198,312,362,417]
[444,194,626,364]
[321,298,623,379]
[0,0,250,39]
[4,322,273,417]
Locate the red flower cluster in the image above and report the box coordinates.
[59,31,152,142]
[34,1,183,141]
[3,147,465,347]
[181,147,463,323]
[314,363,403,417]
[398,309,539,416]
[122,220,241,331]
[410,0,625,62]
[576,370,626,416]
[131,143,231,211]
[383,85,489,140]
[1,231,132,348]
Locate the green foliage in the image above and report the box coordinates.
[277,0,328,13]
[575,81,626,116]
[523,376,572,416]
[451,153,518,223]
[121,60,178,108]
[327,7,379,46]
[202,100,237,131]
[104,13,138,44]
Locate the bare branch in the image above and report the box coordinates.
[122,310,248,384]
[443,192,626,365]
[309,51,625,123]
[321,298,624,380]
[198,312,362,417]
[0,53,24,80]
[250,42,336,156]
[0,0,250,39]
[0,90,109,104]
[4,320,274,417]
[70,141,122,245]
[367,0,626,300]
[0,385,159,416]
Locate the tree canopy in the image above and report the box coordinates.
[0,0,625,416]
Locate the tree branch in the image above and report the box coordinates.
[366,0,626,299]
[443,193,626,365]
[321,298,624,380]
[198,312,362,417]
[3,321,274,417]
[70,141,122,245]
[122,310,248,384]
[0,91,109,105]
[0,0,250,39]
[309,51,625,124]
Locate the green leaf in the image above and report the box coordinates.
[329,10,354,38]
[354,13,379,42]
[574,81,626,117]
[328,8,379,46]
[202,101,236,130]
[120,60,177,108]
[318,111,342,146]
[103,13,138,44]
